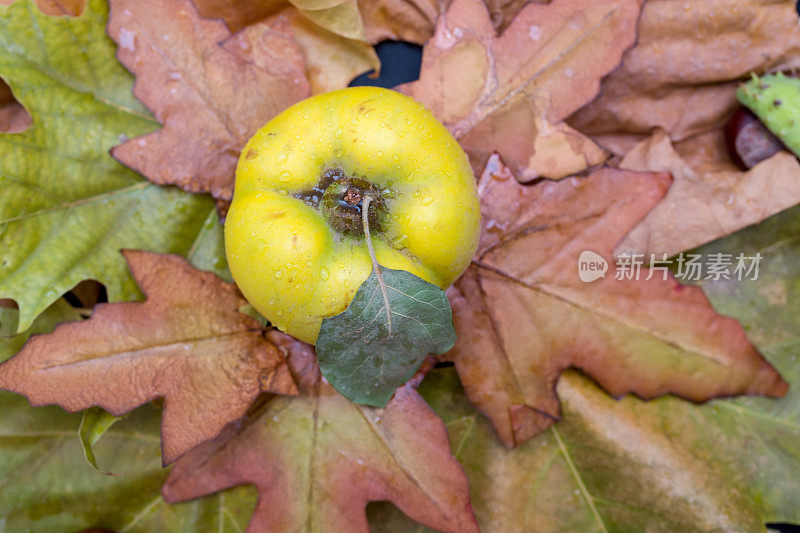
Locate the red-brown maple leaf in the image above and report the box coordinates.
[163,331,478,533]
[107,0,310,203]
[0,251,297,464]
[445,155,787,447]
[401,0,643,181]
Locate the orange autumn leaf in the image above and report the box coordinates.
[163,331,478,533]
[0,251,297,464]
[445,155,786,447]
[401,0,643,181]
[108,0,310,203]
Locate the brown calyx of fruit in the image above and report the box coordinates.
[300,169,386,238]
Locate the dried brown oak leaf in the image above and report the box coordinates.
[358,0,529,45]
[569,0,800,151]
[445,154,787,448]
[191,0,379,94]
[163,331,478,533]
[615,129,800,258]
[0,250,297,465]
[107,0,310,203]
[401,0,643,181]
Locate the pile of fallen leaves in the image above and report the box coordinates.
[1,0,799,530]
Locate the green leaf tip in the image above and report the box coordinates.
[737,72,798,157]
[78,407,126,475]
[316,266,457,407]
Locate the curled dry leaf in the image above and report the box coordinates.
[615,129,800,258]
[192,0,379,93]
[282,8,379,93]
[108,0,310,203]
[357,0,440,44]
[358,0,529,45]
[0,251,297,465]
[569,0,800,149]
[163,331,478,533]
[401,0,644,181]
[445,154,787,448]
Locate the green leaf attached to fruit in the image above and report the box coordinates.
[317,267,455,406]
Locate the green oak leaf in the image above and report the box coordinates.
[317,266,456,407]
[0,390,257,532]
[0,0,216,333]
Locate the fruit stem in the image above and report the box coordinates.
[362,196,392,334]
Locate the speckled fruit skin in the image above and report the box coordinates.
[225,87,481,344]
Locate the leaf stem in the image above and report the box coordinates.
[362,196,392,334]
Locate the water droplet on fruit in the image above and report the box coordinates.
[333,148,344,158]
[319,267,330,280]
[278,188,288,195]
[279,171,291,182]
[274,270,283,279]
[390,235,407,250]
[420,194,434,206]
[275,152,287,165]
